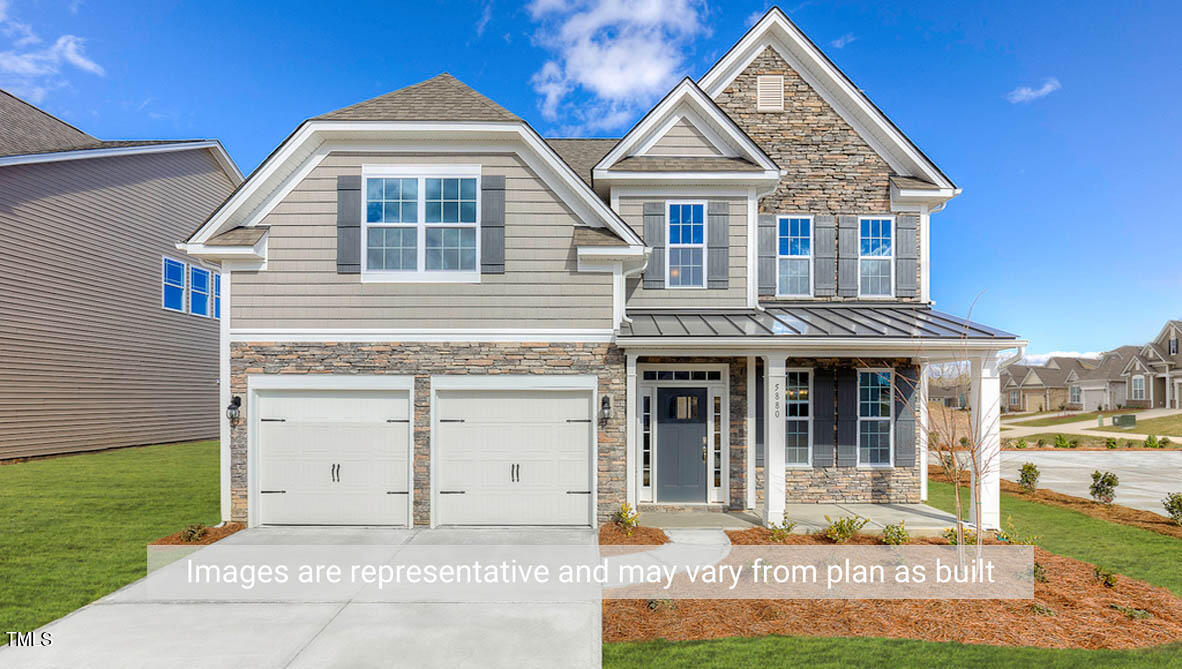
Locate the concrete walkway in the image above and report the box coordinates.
[1001,408,1181,442]
[0,527,600,669]
[641,503,957,536]
[1000,451,1182,516]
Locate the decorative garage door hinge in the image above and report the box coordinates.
[385,491,408,495]
[386,418,410,423]
[566,418,592,423]
[261,418,286,422]
[439,419,465,423]
[566,490,592,495]
[438,490,466,494]
[261,490,286,494]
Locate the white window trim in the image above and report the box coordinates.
[1171,338,1179,356]
[785,367,812,468]
[1069,385,1081,405]
[1131,375,1146,400]
[856,368,894,468]
[756,74,784,112]
[857,215,895,299]
[212,273,222,320]
[776,214,813,298]
[161,256,188,314]
[1009,389,1020,406]
[189,265,212,318]
[360,164,482,283]
[664,200,708,289]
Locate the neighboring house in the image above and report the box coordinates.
[999,363,1029,412]
[1121,320,1182,409]
[928,375,968,409]
[180,8,1020,530]
[1001,356,1096,413]
[0,90,241,460]
[1065,345,1138,411]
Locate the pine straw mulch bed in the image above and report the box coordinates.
[929,470,1182,540]
[149,522,244,546]
[599,523,669,546]
[603,528,1182,650]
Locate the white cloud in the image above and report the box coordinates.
[0,1,104,104]
[1006,77,1060,104]
[527,0,708,133]
[745,10,764,27]
[1021,351,1101,366]
[475,1,493,37]
[830,32,856,49]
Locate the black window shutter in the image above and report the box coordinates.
[835,367,858,467]
[481,175,506,274]
[336,175,362,274]
[894,365,919,467]
[706,201,729,289]
[895,214,919,297]
[814,215,836,297]
[757,214,776,295]
[837,215,858,297]
[642,202,665,289]
[812,368,836,468]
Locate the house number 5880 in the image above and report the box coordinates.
[773,382,781,418]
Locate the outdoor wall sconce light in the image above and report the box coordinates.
[226,396,242,426]
[600,395,612,422]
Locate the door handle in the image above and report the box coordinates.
[702,446,707,462]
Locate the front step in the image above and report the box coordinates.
[637,503,729,513]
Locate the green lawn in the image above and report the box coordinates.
[0,441,220,641]
[1092,413,1182,438]
[927,481,1182,595]
[604,636,1182,668]
[1010,412,1106,427]
[1010,432,1111,448]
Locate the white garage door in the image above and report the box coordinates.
[435,389,593,526]
[257,389,411,525]
[1081,388,1105,412]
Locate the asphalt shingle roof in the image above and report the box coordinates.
[572,226,628,247]
[314,73,520,122]
[610,156,762,172]
[545,138,617,186]
[1,89,98,157]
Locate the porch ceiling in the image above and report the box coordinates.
[619,304,1018,348]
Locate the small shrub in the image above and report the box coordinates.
[1145,434,1160,449]
[1036,438,1047,448]
[1163,492,1182,526]
[942,526,977,545]
[1033,562,1048,583]
[1015,438,1028,450]
[1110,604,1152,620]
[1054,434,1071,449]
[1105,437,1118,449]
[612,503,639,536]
[1162,437,1173,448]
[767,519,798,543]
[1058,403,1066,411]
[996,516,1040,545]
[1094,566,1118,588]
[1030,602,1055,616]
[646,598,676,611]
[881,521,909,546]
[1018,462,1040,493]
[1069,438,1080,449]
[1126,440,1136,449]
[1090,470,1119,505]
[180,524,207,543]
[823,515,869,543]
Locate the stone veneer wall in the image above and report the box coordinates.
[229,342,626,525]
[713,46,921,301]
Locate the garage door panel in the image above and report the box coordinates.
[435,388,593,526]
[257,390,410,526]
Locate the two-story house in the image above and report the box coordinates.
[181,8,1021,530]
[1,90,240,460]
[1121,320,1181,409]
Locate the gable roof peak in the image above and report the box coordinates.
[313,72,521,123]
[0,88,101,158]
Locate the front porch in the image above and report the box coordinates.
[618,304,1024,531]
[638,502,958,536]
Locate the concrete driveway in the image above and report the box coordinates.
[1000,451,1182,515]
[1001,408,1182,442]
[0,527,600,669]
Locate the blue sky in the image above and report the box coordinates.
[3,0,1178,359]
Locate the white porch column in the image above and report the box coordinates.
[763,354,787,526]
[746,355,757,510]
[919,363,930,502]
[219,270,232,522]
[625,353,638,507]
[969,354,1002,531]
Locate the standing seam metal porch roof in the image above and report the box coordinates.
[619,305,1018,340]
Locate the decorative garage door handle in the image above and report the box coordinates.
[261,490,286,494]
[330,463,340,483]
[439,490,466,495]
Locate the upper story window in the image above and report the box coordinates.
[1131,375,1146,400]
[858,370,893,466]
[1069,385,1081,404]
[667,202,705,288]
[1171,337,1179,355]
[190,266,211,318]
[362,166,480,281]
[785,370,811,466]
[162,257,186,313]
[859,217,893,297]
[777,216,811,297]
[213,274,222,319]
[756,75,784,111]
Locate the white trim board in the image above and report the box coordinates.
[0,140,243,183]
[229,328,616,343]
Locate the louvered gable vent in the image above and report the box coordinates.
[756,75,784,111]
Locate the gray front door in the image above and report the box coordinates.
[656,387,707,503]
